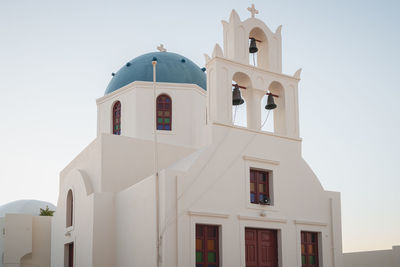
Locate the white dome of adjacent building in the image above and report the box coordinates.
[0,199,56,217]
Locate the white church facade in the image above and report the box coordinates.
[50,7,343,267]
[2,6,349,267]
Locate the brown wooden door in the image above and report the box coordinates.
[68,243,74,267]
[245,229,258,267]
[245,228,278,267]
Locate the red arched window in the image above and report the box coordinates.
[112,101,121,135]
[156,94,172,130]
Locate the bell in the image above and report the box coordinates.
[249,38,258,54]
[265,94,277,110]
[232,85,244,106]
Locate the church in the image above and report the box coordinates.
[2,5,346,267]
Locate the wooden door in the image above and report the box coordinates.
[245,229,258,267]
[68,243,74,267]
[245,228,278,267]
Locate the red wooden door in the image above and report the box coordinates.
[245,229,258,267]
[245,228,278,267]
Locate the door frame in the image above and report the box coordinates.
[240,222,283,267]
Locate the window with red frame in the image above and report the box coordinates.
[112,101,121,135]
[196,224,219,267]
[301,231,319,267]
[250,169,270,205]
[156,94,172,131]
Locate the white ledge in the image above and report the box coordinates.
[212,122,302,142]
[207,56,301,82]
[188,210,230,219]
[294,220,328,227]
[243,155,280,165]
[96,81,206,104]
[237,214,287,224]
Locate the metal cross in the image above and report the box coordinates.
[157,44,167,52]
[247,4,259,18]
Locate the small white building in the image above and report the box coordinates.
[0,200,54,267]
[343,247,400,267]
[48,6,344,267]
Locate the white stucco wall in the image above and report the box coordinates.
[154,124,343,267]
[51,170,94,267]
[96,81,207,149]
[100,133,195,193]
[343,246,400,267]
[3,214,32,266]
[0,214,51,267]
[115,175,157,267]
[20,216,52,267]
[0,218,4,267]
[91,193,116,267]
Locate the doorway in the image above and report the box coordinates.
[245,228,278,267]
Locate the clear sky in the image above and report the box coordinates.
[0,0,399,253]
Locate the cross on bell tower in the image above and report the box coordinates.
[247,4,259,18]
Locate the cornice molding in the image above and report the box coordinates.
[188,210,230,219]
[237,214,287,224]
[294,220,328,227]
[242,155,280,165]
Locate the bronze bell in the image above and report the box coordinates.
[249,38,258,54]
[232,85,244,106]
[265,94,277,110]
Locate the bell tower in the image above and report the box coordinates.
[205,6,302,139]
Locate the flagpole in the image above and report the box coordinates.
[152,58,161,267]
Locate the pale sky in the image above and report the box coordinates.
[0,0,399,253]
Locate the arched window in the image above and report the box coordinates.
[156,94,172,131]
[112,101,121,135]
[66,190,73,228]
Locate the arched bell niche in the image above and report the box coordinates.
[232,72,252,127]
[249,27,269,70]
[260,81,286,134]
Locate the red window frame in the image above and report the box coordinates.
[301,231,319,267]
[112,101,121,135]
[250,169,270,205]
[156,94,172,131]
[196,224,219,267]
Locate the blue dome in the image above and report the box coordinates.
[105,52,206,95]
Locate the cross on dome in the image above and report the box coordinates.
[157,44,167,52]
[247,4,259,18]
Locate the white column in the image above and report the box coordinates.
[246,89,263,130]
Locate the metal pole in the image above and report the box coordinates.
[152,59,161,267]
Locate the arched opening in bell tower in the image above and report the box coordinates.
[249,27,269,70]
[260,81,286,135]
[260,95,274,132]
[232,72,252,127]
